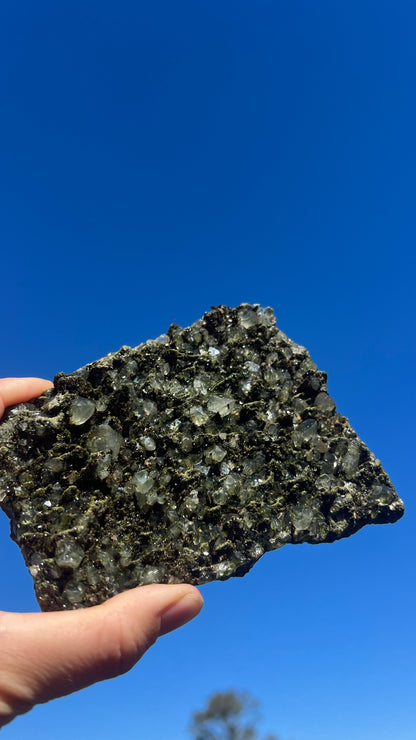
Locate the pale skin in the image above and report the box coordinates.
[0,378,204,728]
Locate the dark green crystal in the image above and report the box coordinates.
[0,305,404,610]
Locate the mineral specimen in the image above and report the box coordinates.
[0,304,404,611]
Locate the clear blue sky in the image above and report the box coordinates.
[1,1,415,738]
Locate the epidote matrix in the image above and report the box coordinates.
[0,305,404,610]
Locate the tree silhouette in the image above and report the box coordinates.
[189,690,280,740]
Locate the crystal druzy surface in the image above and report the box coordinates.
[0,305,404,610]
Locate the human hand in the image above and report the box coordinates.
[0,378,203,728]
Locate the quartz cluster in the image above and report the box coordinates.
[0,304,404,610]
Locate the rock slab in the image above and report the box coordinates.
[0,305,404,610]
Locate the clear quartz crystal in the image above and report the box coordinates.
[132,470,155,494]
[69,397,96,425]
[293,418,319,446]
[44,458,64,473]
[342,439,361,477]
[95,452,112,480]
[63,581,86,604]
[292,505,314,532]
[212,561,235,577]
[208,346,220,358]
[264,367,280,386]
[212,488,228,504]
[193,375,209,395]
[223,473,241,492]
[87,424,122,459]
[189,405,209,426]
[314,392,336,412]
[238,307,259,329]
[205,446,227,463]
[141,566,166,585]
[207,395,236,417]
[316,473,336,490]
[142,400,157,416]
[244,361,260,374]
[55,539,85,569]
[140,436,156,451]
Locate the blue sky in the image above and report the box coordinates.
[1,1,415,738]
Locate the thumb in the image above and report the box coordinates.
[0,584,203,727]
[0,377,53,418]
